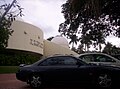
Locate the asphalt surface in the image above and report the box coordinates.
[0,74,119,89]
[0,74,30,89]
[0,74,86,89]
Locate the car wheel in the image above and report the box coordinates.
[29,74,43,88]
[97,73,112,88]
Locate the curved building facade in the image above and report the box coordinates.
[7,20,78,57]
[7,21,44,55]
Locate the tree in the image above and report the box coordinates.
[69,34,79,48]
[80,34,92,51]
[77,44,84,54]
[102,42,113,54]
[59,0,120,50]
[102,42,120,55]
[47,36,54,41]
[0,0,23,49]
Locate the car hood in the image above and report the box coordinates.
[19,64,33,68]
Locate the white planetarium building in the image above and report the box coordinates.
[7,20,78,58]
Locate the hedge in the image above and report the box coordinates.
[0,50,41,66]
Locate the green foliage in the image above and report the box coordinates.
[47,36,54,41]
[0,51,40,66]
[0,18,13,49]
[59,0,120,50]
[0,66,18,74]
[103,42,120,55]
[0,0,23,49]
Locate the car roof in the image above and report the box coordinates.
[77,52,112,56]
[47,54,77,58]
[77,52,120,61]
[32,54,88,66]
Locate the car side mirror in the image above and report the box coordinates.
[19,64,26,67]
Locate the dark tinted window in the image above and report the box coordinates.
[39,57,58,66]
[63,57,77,65]
[94,54,116,62]
[40,56,78,66]
[79,55,94,62]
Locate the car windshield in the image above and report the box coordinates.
[31,57,47,66]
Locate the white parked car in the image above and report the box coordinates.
[78,53,120,66]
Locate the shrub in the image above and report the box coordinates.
[0,50,41,66]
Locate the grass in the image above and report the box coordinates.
[0,66,19,74]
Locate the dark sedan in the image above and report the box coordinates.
[16,55,120,88]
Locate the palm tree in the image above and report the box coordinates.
[69,34,79,48]
[102,42,113,54]
[60,0,120,52]
[77,44,84,54]
[80,34,92,51]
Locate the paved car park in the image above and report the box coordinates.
[0,74,87,89]
[0,74,30,89]
[0,74,120,89]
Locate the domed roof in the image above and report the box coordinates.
[16,17,24,22]
[51,35,69,48]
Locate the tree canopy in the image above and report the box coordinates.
[103,42,120,55]
[59,0,120,51]
[0,0,23,49]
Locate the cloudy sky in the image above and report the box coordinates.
[1,0,120,47]
[0,0,66,38]
[18,0,66,39]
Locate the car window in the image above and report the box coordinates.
[39,58,58,66]
[63,57,78,65]
[39,56,78,66]
[79,55,94,62]
[94,54,116,62]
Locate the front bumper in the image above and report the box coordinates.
[16,70,30,82]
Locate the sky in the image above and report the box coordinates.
[1,0,120,47]
[18,0,66,39]
[0,0,66,38]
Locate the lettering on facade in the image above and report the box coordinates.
[30,39,43,49]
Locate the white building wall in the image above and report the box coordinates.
[7,20,78,57]
[7,21,44,55]
[43,40,78,57]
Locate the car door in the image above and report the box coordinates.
[39,56,79,82]
[38,56,92,83]
[49,56,92,83]
[38,57,65,82]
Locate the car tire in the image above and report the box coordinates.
[96,73,112,88]
[29,74,43,89]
